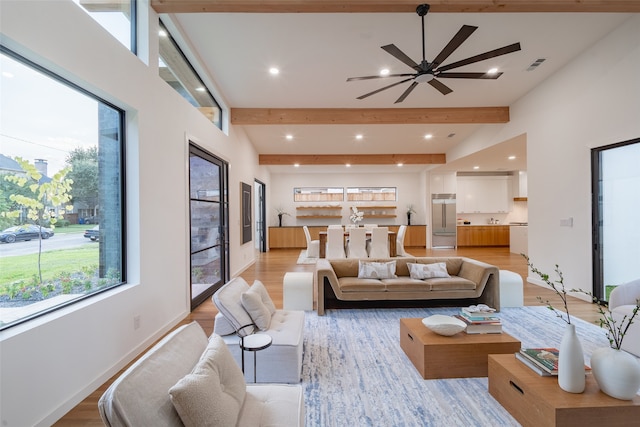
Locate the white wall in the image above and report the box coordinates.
[448,15,640,296]
[0,2,267,426]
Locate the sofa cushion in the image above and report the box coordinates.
[339,277,386,292]
[252,280,277,315]
[213,277,256,336]
[358,260,397,279]
[213,312,237,336]
[238,384,305,427]
[408,262,451,279]
[241,290,272,330]
[382,278,433,291]
[169,334,246,427]
[428,276,477,291]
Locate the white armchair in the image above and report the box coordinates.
[609,278,640,357]
[303,225,319,258]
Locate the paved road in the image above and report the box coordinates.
[0,232,95,257]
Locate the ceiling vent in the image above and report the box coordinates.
[447,133,456,138]
[526,58,546,71]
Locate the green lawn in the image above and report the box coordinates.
[0,245,99,284]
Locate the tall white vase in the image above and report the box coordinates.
[591,347,640,400]
[558,323,585,393]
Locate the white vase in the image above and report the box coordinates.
[591,347,640,400]
[558,323,585,393]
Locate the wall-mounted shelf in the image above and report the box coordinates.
[353,205,397,218]
[296,205,342,218]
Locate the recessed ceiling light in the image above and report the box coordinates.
[195,87,205,92]
[346,164,351,168]
[473,166,480,170]
[158,30,167,37]
[508,155,516,160]
[355,134,363,140]
[379,68,390,76]
[424,134,433,140]
[269,67,280,75]
[294,163,300,168]
[397,163,403,167]
[487,67,499,75]
[285,134,293,140]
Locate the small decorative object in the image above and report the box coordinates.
[275,208,289,227]
[581,290,640,400]
[406,205,416,226]
[422,314,466,336]
[349,206,364,226]
[524,255,585,393]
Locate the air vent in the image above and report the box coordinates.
[527,58,546,71]
[447,133,456,138]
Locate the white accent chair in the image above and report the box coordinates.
[609,278,640,357]
[328,225,344,230]
[367,227,390,258]
[325,227,346,259]
[346,227,368,258]
[363,224,377,231]
[396,225,409,256]
[303,225,319,258]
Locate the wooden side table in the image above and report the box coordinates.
[488,353,640,426]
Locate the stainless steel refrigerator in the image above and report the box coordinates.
[431,194,457,248]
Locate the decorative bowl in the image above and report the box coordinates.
[422,315,466,336]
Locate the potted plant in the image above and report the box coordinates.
[406,205,416,226]
[276,208,289,227]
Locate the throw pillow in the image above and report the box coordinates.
[213,277,255,336]
[408,262,451,279]
[358,260,397,279]
[169,335,246,427]
[251,280,277,315]
[241,291,271,330]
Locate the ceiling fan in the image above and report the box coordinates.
[347,3,522,103]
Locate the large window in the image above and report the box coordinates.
[0,47,125,330]
[74,0,136,53]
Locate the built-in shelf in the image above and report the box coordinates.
[296,205,342,219]
[513,197,528,202]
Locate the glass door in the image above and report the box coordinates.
[592,138,640,300]
[254,180,266,252]
[189,143,229,309]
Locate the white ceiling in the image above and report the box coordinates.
[166,10,630,174]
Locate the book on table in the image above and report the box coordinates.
[460,307,498,321]
[454,315,502,334]
[516,348,592,376]
[458,311,501,323]
[515,352,554,376]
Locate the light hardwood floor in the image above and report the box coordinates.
[54,247,601,426]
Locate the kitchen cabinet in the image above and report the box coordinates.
[457,176,510,214]
[430,172,457,194]
[457,225,510,247]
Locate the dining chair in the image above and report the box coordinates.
[303,225,319,258]
[325,227,346,259]
[368,227,390,258]
[363,224,378,231]
[328,225,344,230]
[346,227,368,258]
[396,225,408,256]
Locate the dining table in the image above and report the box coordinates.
[318,229,396,258]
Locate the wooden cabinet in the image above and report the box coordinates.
[457,225,509,247]
[388,225,427,247]
[457,176,510,214]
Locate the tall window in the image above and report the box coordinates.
[0,47,125,330]
[73,0,137,53]
[158,21,222,129]
[592,138,640,300]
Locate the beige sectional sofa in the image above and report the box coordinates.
[315,257,500,315]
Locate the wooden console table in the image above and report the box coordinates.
[488,353,640,426]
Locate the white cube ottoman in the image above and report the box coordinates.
[283,272,314,311]
[499,270,524,307]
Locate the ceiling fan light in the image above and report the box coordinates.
[379,68,390,76]
[487,67,499,74]
[415,73,434,83]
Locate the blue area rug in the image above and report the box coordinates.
[301,306,609,427]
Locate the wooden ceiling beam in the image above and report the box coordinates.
[232,107,509,125]
[259,154,446,165]
[151,0,640,14]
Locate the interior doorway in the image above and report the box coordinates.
[591,138,640,301]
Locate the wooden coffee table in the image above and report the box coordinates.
[399,318,521,379]
[488,353,640,426]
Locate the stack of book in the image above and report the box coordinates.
[455,307,502,334]
[516,347,592,376]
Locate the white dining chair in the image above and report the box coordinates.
[396,225,409,257]
[325,227,346,259]
[328,225,344,230]
[363,224,378,231]
[368,227,390,258]
[303,225,319,258]
[346,227,368,258]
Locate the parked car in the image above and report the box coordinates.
[84,225,99,241]
[0,224,54,243]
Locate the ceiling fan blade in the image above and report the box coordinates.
[356,78,414,100]
[381,44,421,71]
[394,82,419,104]
[428,79,453,95]
[436,42,522,72]
[429,25,477,71]
[347,73,415,82]
[437,71,503,79]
